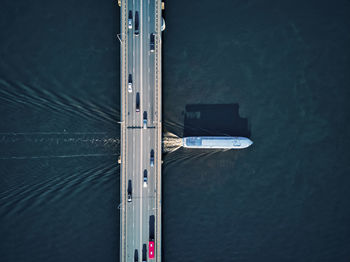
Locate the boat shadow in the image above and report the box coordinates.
[182,104,251,138]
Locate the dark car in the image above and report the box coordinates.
[136,92,140,112]
[150,33,155,52]
[134,11,139,35]
[150,149,154,167]
[128,180,132,202]
[142,244,147,262]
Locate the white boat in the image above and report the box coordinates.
[183,136,253,149]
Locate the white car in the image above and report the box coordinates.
[128,11,132,29]
[128,74,132,93]
[143,170,148,188]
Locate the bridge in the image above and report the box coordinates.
[119,0,163,261]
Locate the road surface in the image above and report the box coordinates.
[119,0,162,261]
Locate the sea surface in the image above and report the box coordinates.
[1,0,350,261]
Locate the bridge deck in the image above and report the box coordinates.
[119,1,162,261]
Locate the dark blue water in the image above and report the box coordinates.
[1,0,350,261]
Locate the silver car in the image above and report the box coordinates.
[128,11,132,29]
[128,74,133,93]
[143,111,147,129]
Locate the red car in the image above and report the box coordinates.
[149,240,154,259]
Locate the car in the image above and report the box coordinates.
[134,249,138,262]
[150,33,155,52]
[143,170,148,188]
[134,11,139,36]
[128,11,133,29]
[128,180,132,202]
[128,74,133,93]
[136,93,140,112]
[143,111,147,129]
[142,244,147,262]
[150,150,154,167]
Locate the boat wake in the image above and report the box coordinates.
[162,131,182,153]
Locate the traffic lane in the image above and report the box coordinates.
[127,0,134,84]
[133,0,142,127]
[141,0,153,238]
[141,0,150,120]
[125,130,136,258]
[149,130,157,209]
[145,25,159,262]
[133,32,140,128]
[141,133,149,248]
[141,18,154,128]
[148,38,156,123]
[131,0,142,254]
[148,58,155,124]
[124,1,130,259]
[143,0,157,244]
[142,132,152,205]
[148,0,157,123]
[130,129,141,256]
[130,132,139,215]
[126,0,134,112]
[138,0,146,254]
[126,0,135,254]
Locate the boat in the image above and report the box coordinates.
[183,136,253,149]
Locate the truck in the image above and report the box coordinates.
[149,215,155,259]
[148,239,154,259]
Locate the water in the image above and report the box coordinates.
[1,0,350,261]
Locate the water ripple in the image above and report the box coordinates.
[0,78,120,126]
[0,161,118,217]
